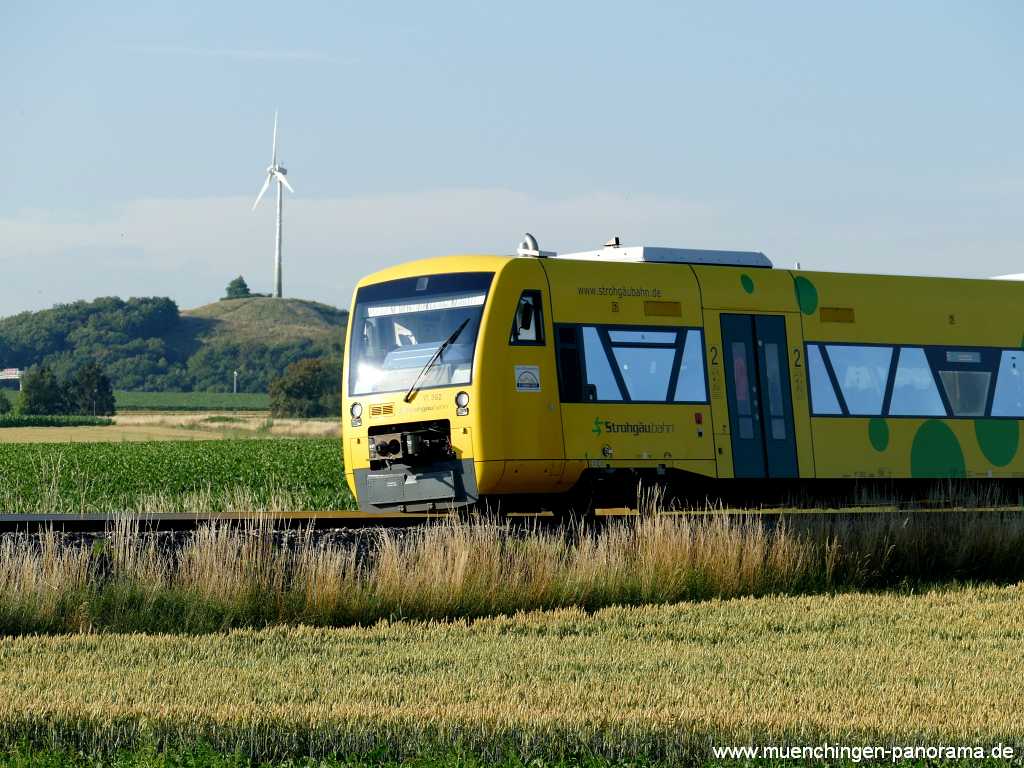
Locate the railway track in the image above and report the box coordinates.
[0,510,444,533]
[2,505,1023,533]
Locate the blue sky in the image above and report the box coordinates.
[1,1,1021,314]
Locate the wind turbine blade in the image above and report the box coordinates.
[271,110,278,166]
[274,171,294,194]
[252,174,271,210]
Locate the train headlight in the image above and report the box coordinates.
[350,401,362,426]
[455,391,469,416]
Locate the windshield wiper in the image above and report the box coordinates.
[403,318,471,403]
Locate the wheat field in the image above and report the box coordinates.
[0,586,1021,763]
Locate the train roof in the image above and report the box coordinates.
[554,244,772,269]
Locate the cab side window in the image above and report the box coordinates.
[510,290,545,345]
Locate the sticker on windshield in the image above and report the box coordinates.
[515,365,541,392]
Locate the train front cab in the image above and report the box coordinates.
[342,254,579,514]
[342,256,497,513]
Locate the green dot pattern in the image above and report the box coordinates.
[868,418,889,452]
[794,276,818,315]
[975,419,1019,467]
[911,420,965,478]
[740,274,754,294]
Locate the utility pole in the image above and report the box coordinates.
[233,370,238,395]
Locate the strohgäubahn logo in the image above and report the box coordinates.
[592,417,675,437]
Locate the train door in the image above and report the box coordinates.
[499,287,567,491]
[720,314,799,478]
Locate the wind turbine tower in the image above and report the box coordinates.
[252,111,294,298]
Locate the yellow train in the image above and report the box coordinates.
[341,235,1024,513]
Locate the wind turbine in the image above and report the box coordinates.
[252,110,294,298]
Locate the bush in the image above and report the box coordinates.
[224,276,252,300]
[0,390,10,415]
[269,358,341,418]
[0,415,113,428]
[17,366,69,415]
[17,364,115,416]
[68,362,116,416]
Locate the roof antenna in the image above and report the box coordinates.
[604,236,621,248]
[516,233,556,258]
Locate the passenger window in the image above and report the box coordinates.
[581,327,623,401]
[557,324,709,404]
[889,347,946,417]
[673,330,707,402]
[510,290,544,345]
[807,344,842,415]
[938,370,990,416]
[612,345,676,401]
[992,351,1024,417]
[825,345,892,416]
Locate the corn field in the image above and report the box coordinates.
[0,439,355,514]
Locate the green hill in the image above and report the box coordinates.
[181,297,347,347]
[0,296,348,393]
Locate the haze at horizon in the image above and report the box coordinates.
[1,1,1021,314]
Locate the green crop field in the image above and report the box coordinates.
[114,391,271,412]
[0,438,353,513]
[0,586,1021,765]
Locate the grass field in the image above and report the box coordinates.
[114,391,271,412]
[0,585,1020,763]
[0,439,353,513]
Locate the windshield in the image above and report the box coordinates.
[348,272,493,396]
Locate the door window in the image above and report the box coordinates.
[510,290,544,345]
[730,341,755,439]
[763,342,787,439]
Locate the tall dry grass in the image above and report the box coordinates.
[2,509,1024,635]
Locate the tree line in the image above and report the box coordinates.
[0,363,115,416]
[1,358,343,420]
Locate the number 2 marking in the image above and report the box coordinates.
[710,346,719,365]
[793,348,802,368]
